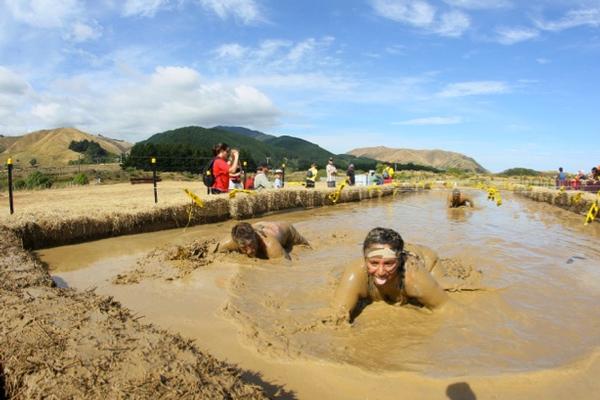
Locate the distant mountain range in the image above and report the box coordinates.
[0,128,132,166]
[1,126,487,173]
[348,146,487,173]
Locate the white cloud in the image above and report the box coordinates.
[0,66,31,95]
[435,10,470,37]
[536,58,550,64]
[215,43,248,59]
[394,116,463,125]
[535,7,600,32]
[371,0,436,27]
[442,0,511,9]
[437,81,509,97]
[4,0,80,28]
[287,37,335,64]
[198,0,263,24]
[370,0,470,37]
[122,0,169,17]
[0,65,280,139]
[68,21,103,42]
[495,27,539,45]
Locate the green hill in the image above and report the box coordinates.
[124,126,379,172]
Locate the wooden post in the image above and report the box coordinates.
[281,163,286,188]
[151,157,158,203]
[7,158,14,214]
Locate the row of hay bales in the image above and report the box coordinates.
[514,186,598,218]
[0,227,270,399]
[12,184,421,249]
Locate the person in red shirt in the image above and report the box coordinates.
[211,143,239,194]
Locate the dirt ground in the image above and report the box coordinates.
[0,228,270,399]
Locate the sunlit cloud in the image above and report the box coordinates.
[394,116,463,125]
[442,0,511,10]
[535,7,600,32]
[495,26,539,45]
[370,0,470,37]
[437,81,509,97]
[198,0,264,24]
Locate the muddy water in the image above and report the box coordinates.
[39,190,600,399]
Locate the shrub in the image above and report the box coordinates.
[24,171,53,189]
[72,173,89,185]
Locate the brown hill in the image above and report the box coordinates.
[0,128,132,166]
[347,146,487,173]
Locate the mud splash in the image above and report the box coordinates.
[113,239,218,284]
[40,190,600,399]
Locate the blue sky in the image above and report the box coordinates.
[0,0,598,172]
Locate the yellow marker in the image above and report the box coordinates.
[584,191,600,226]
[286,181,305,186]
[7,158,12,165]
[183,188,204,207]
[229,189,254,198]
[328,182,346,204]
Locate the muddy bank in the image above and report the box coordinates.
[0,228,269,399]
[6,184,421,250]
[514,186,598,221]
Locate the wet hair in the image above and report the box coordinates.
[559,167,563,172]
[452,188,460,197]
[231,222,258,250]
[212,143,229,156]
[362,227,404,256]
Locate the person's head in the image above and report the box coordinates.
[213,143,230,159]
[231,222,259,257]
[274,169,282,177]
[362,227,404,286]
[348,163,354,170]
[593,167,598,175]
[328,157,334,164]
[559,167,563,172]
[452,188,461,201]
[311,162,317,168]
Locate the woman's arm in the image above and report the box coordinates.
[331,261,368,321]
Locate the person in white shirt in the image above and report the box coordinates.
[326,158,337,188]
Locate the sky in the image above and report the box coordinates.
[0,0,599,172]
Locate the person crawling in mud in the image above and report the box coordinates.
[448,188,474,208]
[215,221,310,260]
[332,227,448,322]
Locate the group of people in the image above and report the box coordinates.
[207,143,285,193]
[556,166,600,191]
[214,221,448,322]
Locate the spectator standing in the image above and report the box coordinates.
[211,143,239,194]
[254,164,273,190]
[273,169,283,188]
[346,163,355,186]
[306,162,318,188]
[326,157,337,188]
[556,167,567,188]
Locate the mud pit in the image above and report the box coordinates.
[39,190,600,399]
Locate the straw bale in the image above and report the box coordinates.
[514,187,596,218]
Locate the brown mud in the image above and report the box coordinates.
[0,228,269,399]
[40,190,600,399]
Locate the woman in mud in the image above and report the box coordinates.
[215,221,310,260]
[332,227,448,322]
[448,188,474,208]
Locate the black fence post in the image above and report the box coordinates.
[281,163,286,188]
[151,157,158,204]
[7,158,14,214]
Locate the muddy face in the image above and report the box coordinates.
[236,237,258,257]
[364,245,400,286]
